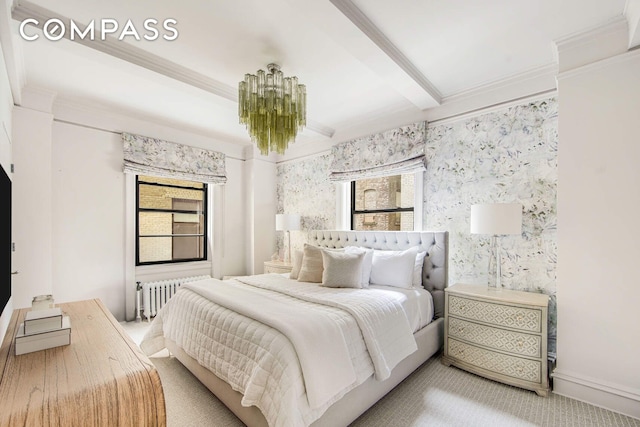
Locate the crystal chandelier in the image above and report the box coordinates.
[238,63,306,155]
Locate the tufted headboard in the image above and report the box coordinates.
[307,230,449,319]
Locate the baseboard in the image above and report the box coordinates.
[552,369,640,420]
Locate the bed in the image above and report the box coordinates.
[141,230,448,427]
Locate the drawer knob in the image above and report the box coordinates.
[517,314,524,321]
[458,327,465,334]
[517,340,524,348]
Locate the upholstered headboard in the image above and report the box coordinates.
[307,230,449,319]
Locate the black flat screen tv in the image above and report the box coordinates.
[1,162,10,317]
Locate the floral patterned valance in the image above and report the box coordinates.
[122,132,227,184]
[328,121,427,182]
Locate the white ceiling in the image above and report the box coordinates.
[2,0,633,155]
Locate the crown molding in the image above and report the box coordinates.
[625,0,640,49]
[21,85,57,113]
[556,47,640,81]
[0,0,26,104]
[11,0,335,139]
[426,63,558,123]
[52,95,248,160]
[554,15,629,73]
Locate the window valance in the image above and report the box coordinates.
[328,121,427,182]
[122,132,227,184]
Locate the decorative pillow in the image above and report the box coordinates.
[297,244,324,283]
[289,249,304,279]
[321,250,365,288]
[413,251,428,288]
[344,246,374,287]
[369,247,419,288]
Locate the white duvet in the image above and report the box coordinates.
[141,274,429,427]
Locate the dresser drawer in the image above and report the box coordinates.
[448,317,541,358]
[447,338,542,383]
[448,295,542,333]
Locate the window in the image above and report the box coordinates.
[351,173,414,230]
[136,175,207,265]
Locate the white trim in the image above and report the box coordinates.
[413,170,424,231]
[553,16,629,73]
[124,173,136,321]
[335,182,350,231]
[552,369,640,419]
[0,0,25,105]
[429,90,557,127]
[626,0,640,48]
[556,48,640,81]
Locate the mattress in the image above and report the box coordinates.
[141,274,433,427]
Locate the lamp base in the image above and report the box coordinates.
[487,235,502,289]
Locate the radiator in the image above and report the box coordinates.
[138,275,211,322]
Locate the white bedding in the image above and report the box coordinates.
[140,273,433,427]
[368,284,434,333]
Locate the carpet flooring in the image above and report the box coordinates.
[148,351,640,427]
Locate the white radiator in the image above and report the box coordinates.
[138,275,211,322]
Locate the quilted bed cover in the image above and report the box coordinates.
[140,274,426,427]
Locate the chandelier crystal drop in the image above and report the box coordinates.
[238,63,306,156]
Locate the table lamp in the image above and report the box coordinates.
[470,203,522,289]
[276,214,301,264]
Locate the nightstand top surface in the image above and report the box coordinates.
[447,283,549,306]
[264,260,293,267]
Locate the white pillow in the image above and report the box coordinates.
[413,251,428,288]
[289,249,304,279]
[369,247,419,288]
[297,244,324,283]
[320,250,365,288]
[344,246,374,287]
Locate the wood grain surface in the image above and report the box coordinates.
[0,299,166,426]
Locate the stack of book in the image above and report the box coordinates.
[15,307,71,355]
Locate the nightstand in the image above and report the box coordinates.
[263,260,293,274]
[442,283,550,396]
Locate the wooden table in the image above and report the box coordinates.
[0,299,166,426]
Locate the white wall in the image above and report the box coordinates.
[0,40,13,340]
[219,158,247,277]
[245,151,277,275]
[51,122,126,319]
[12,106,54,308]
[555,50,640,418]
[10,102,251,321]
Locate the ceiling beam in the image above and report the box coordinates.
[329,0,441,108]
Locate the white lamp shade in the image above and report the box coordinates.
[275,214,301,231]
[470,203,522,235]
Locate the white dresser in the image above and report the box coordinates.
[442,283,550,396]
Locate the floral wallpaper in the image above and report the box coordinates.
[276,97,558,351]
[425,97,558,349]
[276,154,336,258]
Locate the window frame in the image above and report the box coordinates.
[135,176,209,266]
[350,174,415,230]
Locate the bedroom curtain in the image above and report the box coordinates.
[122,132,227,184]
[328,121,427,182]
